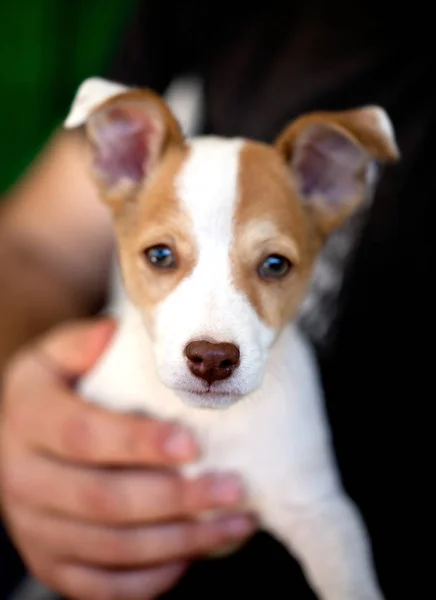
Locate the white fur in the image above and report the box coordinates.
[72,79,386,599]
[164,76,204,137]
[64,77,129,129]
[365,106,397,149]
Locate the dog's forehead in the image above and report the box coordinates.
[175,136,244,234]
[173,136,298,239]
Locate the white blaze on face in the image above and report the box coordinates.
[153,137,275,399]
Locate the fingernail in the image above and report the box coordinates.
[219,515,255,538]
[164,429,197,461]
[96,317,117,337]
[210,474,244,505]
[88,319,117,354]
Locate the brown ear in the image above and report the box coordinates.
[84,90,184,205]
[275,106,400,236]
[64,79,184,210]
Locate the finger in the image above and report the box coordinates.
[13,508,256,566]
[3,447,244,523]
[29,558,186,600]
[38,318,117,377]
[62,563,187,600]
[4,356,198,465]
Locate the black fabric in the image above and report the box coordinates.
[1,522,26,599]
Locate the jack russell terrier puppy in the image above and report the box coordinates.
[64,77,399,600]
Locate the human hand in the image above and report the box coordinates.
[0,320,254,599]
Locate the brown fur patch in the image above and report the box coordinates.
[112,145,197,324]
[275,107,400,238]
[86,89,185,209]
[233,108,399,329]
[233,142,321,330]
[82,88,198,327]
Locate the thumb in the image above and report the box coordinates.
[38,318,116,377]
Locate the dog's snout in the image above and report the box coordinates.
[185,341,240,384]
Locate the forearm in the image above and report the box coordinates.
[0,131,113,370]
[0,228,102,369]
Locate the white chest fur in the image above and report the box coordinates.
[79,296,384,600]
[81,298,336,500]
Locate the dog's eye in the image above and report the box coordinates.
[258,254,292,279]
[144,245,176,269]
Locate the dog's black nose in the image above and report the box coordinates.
[185,341,240,384]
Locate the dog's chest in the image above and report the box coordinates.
[80,347,293,491]
[79,302,335,508]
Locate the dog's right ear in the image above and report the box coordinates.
[64,77,184,207]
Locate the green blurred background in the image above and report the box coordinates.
[0,0,137,193]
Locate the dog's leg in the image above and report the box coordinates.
[261,492,384,600]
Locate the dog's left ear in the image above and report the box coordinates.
[64,77,184,207]
[275,106,400,236]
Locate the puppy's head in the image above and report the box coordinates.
[66,78,399,408]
